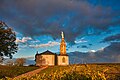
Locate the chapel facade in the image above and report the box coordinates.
[35,32,69,66]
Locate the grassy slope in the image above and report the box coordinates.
[39,64,120,74]
[0,64,120,80]
[0,65,39,79]
[33,64,120,80]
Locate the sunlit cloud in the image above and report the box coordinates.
[74,37,88,44]
[29,41,60,48]
[89,50,96,53]
[31,40,40,43]
[16,37,32,43]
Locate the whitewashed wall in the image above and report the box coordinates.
[36,55,55,66]
[57,56,69,65]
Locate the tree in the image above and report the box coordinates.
[15,58,26,66]
[0,57,3,63]
[6,59,14,66]
[0,21,18,60]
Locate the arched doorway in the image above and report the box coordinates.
[62,57,65,63]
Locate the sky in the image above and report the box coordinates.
[0,0,120,62]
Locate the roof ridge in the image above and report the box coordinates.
[36,50,56,55]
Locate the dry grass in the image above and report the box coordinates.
[1,64,120,80]
[0,65,39,79]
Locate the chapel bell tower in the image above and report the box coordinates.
[60,31,66,55]
[58,31,69,65]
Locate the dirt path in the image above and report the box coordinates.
[13,66,48,79]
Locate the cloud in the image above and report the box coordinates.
[16,37,32,43]
[74,37,88,44]
[0,0,120,44]
[81,45,88,48]
[103,42,120,54]
[89,50,96,53]
[102,34,120,42]
[88,43,92,46]
[29,41,60,48]
[31,40,40,43]
[94,42,120,62]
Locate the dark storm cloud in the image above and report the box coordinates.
[88,44,92,46]
[102,34,120,42]
[94,42,120,62]
[103,42,120,54]
[77,46,80,48]
[0,0,120,44]
[69,42,120,64]
[81,45,88,48]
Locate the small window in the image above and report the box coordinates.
[62,57,65,63]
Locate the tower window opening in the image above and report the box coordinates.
[62,57,65,63]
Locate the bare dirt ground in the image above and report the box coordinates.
[13,66,48,79]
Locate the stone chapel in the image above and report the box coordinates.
[35,32,69,66]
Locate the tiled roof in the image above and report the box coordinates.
[36,50,56,55]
